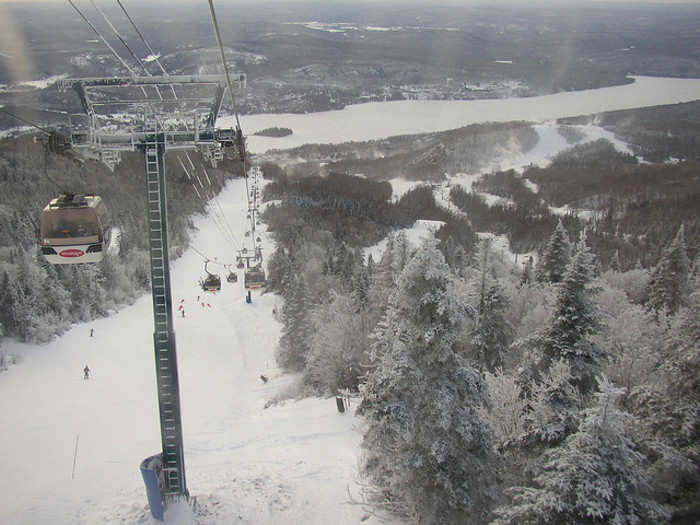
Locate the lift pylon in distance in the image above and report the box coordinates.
[59,73,246,512]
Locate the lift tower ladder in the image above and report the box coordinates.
[144,125,185,496]
[59,73,247,508]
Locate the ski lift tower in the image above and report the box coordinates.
[58,73,246,508]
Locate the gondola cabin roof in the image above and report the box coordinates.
[44,193,103,211]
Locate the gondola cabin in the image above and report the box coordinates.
[201,273,222,292]
[244,266,266,289]
[39,194,111,264]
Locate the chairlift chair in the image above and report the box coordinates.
[201,260,222,291]
[225,264,238,283]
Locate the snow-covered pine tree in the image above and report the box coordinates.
[627,285,700,521]
[536,219,571,284]
[276,273,313,371]
[493,376,667,525]
[387,230,411,282]
[541,238,603,393]
[646,224,691,315]
[359,239,495,524]
[366,231,413,322]
[265,245,296,294]
[524,358,582,446]
[478,368,527,447]
[304,290,368,394]
[473,282,512,372]
[519,256,534,287]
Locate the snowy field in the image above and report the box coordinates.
[0,178,395,525]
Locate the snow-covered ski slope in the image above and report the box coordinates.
[0,178,383,525]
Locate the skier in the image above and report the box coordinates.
[90,328,94,337]
[83,365,90,380]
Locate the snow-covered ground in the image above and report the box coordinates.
[0,178,392,525]
[365,219,445,262]
[12,73,68,90]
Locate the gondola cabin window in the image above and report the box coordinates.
[39,194,111,264]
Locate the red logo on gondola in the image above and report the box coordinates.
[59,249,85,258]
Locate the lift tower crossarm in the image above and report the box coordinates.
[59,74,245,129]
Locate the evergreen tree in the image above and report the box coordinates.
[628,287,700,521]
[646,224,690,315]
[276,274,313,371]
[387,231,411,282]
[305,290,368,393]
[473,283,512,372]
[519,256,534,287]
[542,239,603,393]
[266,245,295,294]
[537,219,571,284]
[0,272,12,334]
[359,239,495,524]
[494,377,667,525]
[609,249,621,272]
[524,359,582,446]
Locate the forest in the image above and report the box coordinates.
[259,148,698,522]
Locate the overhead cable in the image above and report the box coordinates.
[89,0,147,74]
[207,0,242,130]
[67,0,138,77]
[114,0,177,98]
[0,107,53,136]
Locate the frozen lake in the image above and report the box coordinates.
[222,76,700,153]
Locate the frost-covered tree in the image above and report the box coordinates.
[377,230,411,286]
[646,224,691,315]
[593,278,666,394]
[276,273,313,371]
[519,256,534,287]
[305,290,369,393]
[524,359,583,447]
[366,232,413,324]
[627,286,700,521]
[541,239,603,393]
[479,369,527,447]
[359,239,495,524]
[536,219,571,284]
[70,263,108,321]
[493,377,667,525]
[473,283,513,372]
